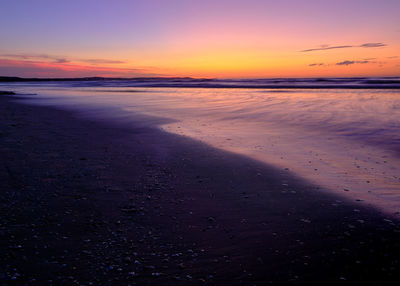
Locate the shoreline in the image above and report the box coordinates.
[2,76,400,90]
[1,92,400,285]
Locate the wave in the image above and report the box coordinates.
[1,76,400,89]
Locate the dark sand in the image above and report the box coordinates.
[1,91,400,285]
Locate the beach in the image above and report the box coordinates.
[2,80,400,215]
[1,89,400,285]
[2,0,400,284]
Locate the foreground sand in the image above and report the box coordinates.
[1,92,400,285]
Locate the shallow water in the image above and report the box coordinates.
[2,80,400,215]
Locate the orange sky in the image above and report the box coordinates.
[0,0,399,78]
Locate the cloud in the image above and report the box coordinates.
[359,42,386,48]
[2,53,53,60]
[336,60,355,66]
[387,56,398,59]
[336,60,372,66]
[1,53,69,64]
[54,58,69,63]
[301,42,387,52]
[0,58,159,78]
[309,63,324,67]
[80,59,126,65]
[301,45,352,52]
[0,53,125,66]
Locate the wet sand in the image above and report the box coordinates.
[1,92,400,285]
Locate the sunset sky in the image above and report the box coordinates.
[1,0,399,78]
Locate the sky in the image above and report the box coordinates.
[0,0,399,78]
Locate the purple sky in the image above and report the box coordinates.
[1,0,399,77]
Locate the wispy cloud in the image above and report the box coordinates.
[1,53,69,64]
[301,42,387,52]
[80,59,126,65]
[387,56,398,59]
[2,53,51,60]
[54,58,70,63]
[336,60,373,66]
[301,45,352,52]
[359,43,386,48]
[308,59,380,67]
[309,63,325,67]
[336,61,355,66]
[0,58,159,78]
[0,53,125,66]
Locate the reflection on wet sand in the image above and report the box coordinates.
[3,84,400,214]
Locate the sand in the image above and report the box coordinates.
[1,91,400,285]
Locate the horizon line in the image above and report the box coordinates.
[1,75,400,81]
